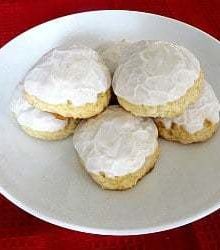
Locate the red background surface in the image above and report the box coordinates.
[0,0,220,249]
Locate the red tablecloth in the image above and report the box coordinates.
[0,1,220,249]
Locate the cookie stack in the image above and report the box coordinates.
[111,40,220,144]
[11,45,111,140]
[11,41,220,191]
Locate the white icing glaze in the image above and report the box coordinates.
[73,106,158,177]
[119,40,152,64]
[97,40,130,74]
[113,40,201,105]
[160,81,220,133]
[24,44,111,106]
[11,85,68,132]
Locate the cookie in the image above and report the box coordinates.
[113,40,204,118]
[97,40,130,74]
[73,106,159,190]
[23,44,111,118]
[11,85,78,140]
[155,81,220,144]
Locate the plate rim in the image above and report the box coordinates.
[0,10,220,235]
[1,185,220,235]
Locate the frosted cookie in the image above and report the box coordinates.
[23,45,111,118]
[11,85,78,140]
[155,81,220,144]
[73,106,159,190]
[97,40,130,74]
[113,40,204,118]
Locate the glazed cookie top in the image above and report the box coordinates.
[11,85,68,132]
[113,40,201,105]
[159,81,220,133]
[73,106,158,177]
[24,44,111,106]
[97,40,130,74]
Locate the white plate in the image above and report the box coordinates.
[0,10,220,236]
